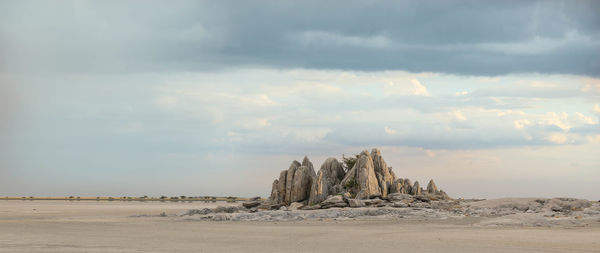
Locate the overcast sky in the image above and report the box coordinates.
[1,0,599,199]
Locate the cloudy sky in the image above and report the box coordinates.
[1,0,599,199]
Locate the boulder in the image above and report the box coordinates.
[390,179,403,194]
[410,181,422,195]
[242,201,261,209]
[402,178,412,194]
[269,179,279,202]
[427,179,439,194]
[348,198,366,208]
[284,161,301,204]
[386,193,412,202]
[289,202,304,211]
[341,150,381,199]
[320,195,348,209]
[302,156,317,178]
[370,148,396,197]
[308,158,345,205]
[276,170,287,203]
[290,165,314,203]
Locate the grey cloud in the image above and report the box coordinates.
[1,0,599,76]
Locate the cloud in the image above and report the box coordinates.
[384,78,430,96]
[384,126,397,135]
[1,1,599,76]
[546,133,568,144]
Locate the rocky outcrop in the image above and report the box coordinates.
[341,150,382,199]
[370,149,396,197]
[290,165,314,203]
[269,159,316,205]
[410,181,422,195]
[308,158,346,204]
[268,148,451,207]
[427,179,438,194]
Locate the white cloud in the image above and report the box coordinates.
[574,112,597,125]
[384,78,430,96]
[450,110,466,121]
[594,104,600,113]
[384,126,397,135]
[546,133,568,144]
[513,119,531,129]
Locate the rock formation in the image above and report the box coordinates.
[268,148,451,207]
[308,157,345,204]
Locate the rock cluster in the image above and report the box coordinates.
[267,148,450,208]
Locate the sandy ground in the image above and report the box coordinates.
[1,200,599,253]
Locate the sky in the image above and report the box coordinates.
[1,0,599,199]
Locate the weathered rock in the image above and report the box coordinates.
[348,198,365,208]
[300,204,321,210]
[427,179,439,194]
[321,195,345,205]
[308,158,345,205]
[289,202,304,211]
[290,165,314,203]
[269,179,280,202]
[302,156,316,178]
[402,178,412,194]
[390,179,403,194]
[370,148,396,197]
[364,198,383,206]
[341,150,381,199]
[410,181,422,195]
[284,161,301,204]
[386,193,412,202]
[320,195,348,208]
[242,201,261,209]
[276,170,287,203]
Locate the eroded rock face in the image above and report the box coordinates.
[269,159,316,205]
[427,179,439,194]
[290,165,314,203]
[370,148,397,197]
[308,158,345,205]
[341,150,382,199]
[284,161,301,204]
[268,148,451,206]
[410,181,422,195]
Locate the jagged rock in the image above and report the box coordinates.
[348,198,365,208]
[427,179,439,194]
[276,170,287,203]
[308,158,345,205]
[284,161,301,204]
[402,178,412,194]
[302,156,316,178]
[320,195,348,209]
[410,181,422,195]
[364,198,384,206]
[269,179,280,202]
[290,165,314,203]
[370,148,396,197]
[267,148,451,207]
[242,201,261,209]
[386,193,412,202]
[341,150,381,199]
[390,179,403,194]
[289,202,304,211]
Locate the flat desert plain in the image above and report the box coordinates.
[1,200,599,253]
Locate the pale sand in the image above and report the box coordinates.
[1,200,599,253]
